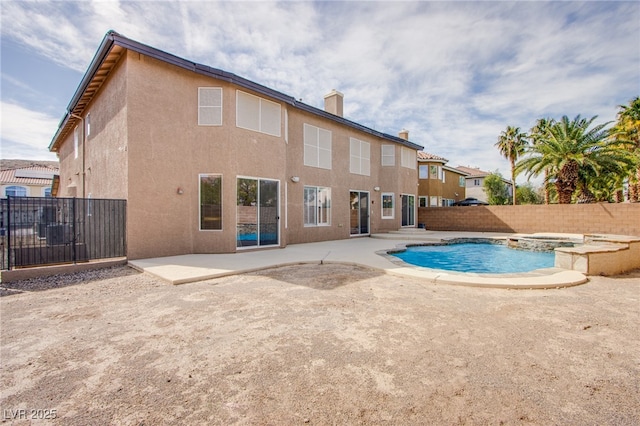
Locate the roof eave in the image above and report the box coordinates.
[49,31,424,152]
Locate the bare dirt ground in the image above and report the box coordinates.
[1,264,639,425]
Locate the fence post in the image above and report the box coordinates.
[6,196,11,270]
[72,198,77,264]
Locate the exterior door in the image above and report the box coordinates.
[237,177,279,248]
[350,191,369,235]
[401,194,415,227]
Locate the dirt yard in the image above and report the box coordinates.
[1,264,639,425]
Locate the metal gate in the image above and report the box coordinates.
[1,197,126,270]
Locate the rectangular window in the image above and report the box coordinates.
[200,174,222,230]
[401,148,415,169]
[304,186,331,226]
[459,176,465,187]
[381,193,394,219]
[86,113,91,137]
[350,138,370,176]
[419,165,428,179]
[381,145,395,166]
[442,168,445,183]
[429,165,437,179]
[236,90,281,136]
[74,126,79,159]
[198,87,223,126]
[438,166,444,181]
[304,124,332,169]
[419,196,427,207]
[430,196,439,207]
[474,179,481,186]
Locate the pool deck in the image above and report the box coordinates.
[129,231,588,289]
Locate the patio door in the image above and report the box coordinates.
[237,177,279,248]
[350,191,369,235]
[401,194,415,227]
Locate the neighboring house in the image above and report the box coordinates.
[454,166,513,203]
[417,152,467,207]
[0,160,58,198]
[48,31,423,260]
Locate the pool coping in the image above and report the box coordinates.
[129,233,589,289]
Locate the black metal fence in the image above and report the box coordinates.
[1,197,126,270]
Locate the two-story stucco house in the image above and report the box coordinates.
[48,31,423,260]
[455,166,513,203]
[417,152,467,207]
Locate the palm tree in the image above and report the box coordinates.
[496,126,527,205]
[613,97,640,201]
[517,115,634,204]
[529,118,555,204]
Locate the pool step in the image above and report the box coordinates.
[371,228,441,241]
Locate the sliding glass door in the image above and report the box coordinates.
[237,177,279,248]
[401,194,415,227]
[350,191,369,235]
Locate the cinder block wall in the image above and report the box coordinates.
[419,204,640,237]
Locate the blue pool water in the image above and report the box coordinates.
[392,243,555,274]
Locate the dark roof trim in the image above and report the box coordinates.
[50,31,423,151]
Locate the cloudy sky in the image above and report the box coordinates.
[1,1,639,184]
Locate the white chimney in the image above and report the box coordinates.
[324,89,344,117]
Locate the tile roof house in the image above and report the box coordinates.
[454,166,513,203]
[0,160,58,198]
[417,152,468,207]
[49,31,423,260]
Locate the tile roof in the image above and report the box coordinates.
[455,166,491,177]
[0,166,58,186]
[417,151,448,162]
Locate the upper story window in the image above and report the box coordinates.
[474,179,481,186]
[381,145,395,166]
[459,176,465,187]
[236,90,281,137]
[429,165,437,179]
[198,87,223,126]
[349,137,370,176]
[43,187,52,197]
[5,186,27,197]
[418,165,428,179]
[401,148,415,169]
[74,126,79,159]
[303,124,332,169]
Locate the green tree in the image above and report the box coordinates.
[495,126,527,205]
[528,118,555,204]
[516,183,543,205]
[517,115,634,204]
[613,97,640,201]
[484,172,509,205]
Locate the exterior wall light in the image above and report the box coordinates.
[177,187,184,195]
[373,186,380,192]
[290,176,300,183]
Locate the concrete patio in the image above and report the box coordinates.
[129,231,588,289]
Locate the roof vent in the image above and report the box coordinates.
[323,89,344,117]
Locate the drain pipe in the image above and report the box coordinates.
[70,113,85,198]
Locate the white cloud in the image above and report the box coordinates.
[1,102,60,160]
[1,0,638,184]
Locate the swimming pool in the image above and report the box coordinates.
[391,242,555,274]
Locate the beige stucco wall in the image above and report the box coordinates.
[285,108,418,244]
[55,49,419,260]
